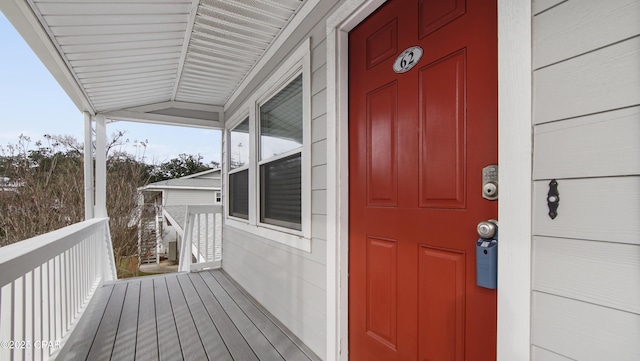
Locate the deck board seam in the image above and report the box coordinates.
[167,274,209,361]
[206,270,287,360]
[199,272,259,359]
[194,272,260,361]
[133,281,141,361]
[180,273,235,360]
[110,282,139,361]
[156,277,185,361]
[88,283,128,361]
[190,272,233,359]
[79,284,115,361]
[216,270,320,361]
[84,285,113,361]
[173,275,209,359]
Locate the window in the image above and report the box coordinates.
[224,39,311,250]
[215,191,221,203]
[259,75,303,230]
[228,118,249,219]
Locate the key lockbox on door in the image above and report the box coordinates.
[476,220,498,289]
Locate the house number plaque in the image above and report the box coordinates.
[393,46,423,73]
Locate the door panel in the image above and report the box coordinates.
[366,236,398,348]
[418,246,465,361]
[419,49,466,208]
[418,0,466,38]
[367,19,398,69]
[349,0,497,360]
[367,82,399,206]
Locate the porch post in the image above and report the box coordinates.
[95,114,107,218]
[83,112,95,220]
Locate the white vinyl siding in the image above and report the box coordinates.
[163,189,216,206]
[221,6,334,358]
[531,0,640,359]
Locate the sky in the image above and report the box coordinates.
[0,12,221,166]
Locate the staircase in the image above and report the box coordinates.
[138,222,158,264]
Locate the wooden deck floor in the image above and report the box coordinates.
[62,270,318,361]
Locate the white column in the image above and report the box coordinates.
[83,112,95,220]
[95,114,107,218]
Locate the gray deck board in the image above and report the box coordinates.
[153,277,183,361]
[135,278,158,361]
[176,273,233,361]
[212,271,314,361]
[71,269,315,361]
[200,271,285,361]
[63,283,113,361]
[165,276,208,361]
[86,282,127,361]
[111,281,140,361]
[190,272,260,361]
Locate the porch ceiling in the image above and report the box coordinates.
[1,0,305,127]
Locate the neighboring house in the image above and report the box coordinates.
[0,1,638,361]
[0,177,23,192]
[137,169,221,262]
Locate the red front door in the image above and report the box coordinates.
[348,0,497,360]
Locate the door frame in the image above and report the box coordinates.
[325,1,533,360]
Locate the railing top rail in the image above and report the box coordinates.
[0,218,108,289]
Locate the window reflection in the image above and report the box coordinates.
[260,75,303,160]
[230,117,250,169]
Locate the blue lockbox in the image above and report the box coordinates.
[476,238,497,289]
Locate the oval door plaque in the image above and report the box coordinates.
[393,46,423,73]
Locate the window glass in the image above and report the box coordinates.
[260,154,301,230]
[229,169,249,219]
[260,75,303,160]
[230,117,250,169]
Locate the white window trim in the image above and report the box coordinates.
[224,38,312,252]
[226,112,251,222]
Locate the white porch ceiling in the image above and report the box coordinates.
[3,0,305,126]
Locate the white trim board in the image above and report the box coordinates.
[325,0,533,360]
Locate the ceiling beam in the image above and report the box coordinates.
[171,0,201,101]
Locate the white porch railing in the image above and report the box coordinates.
[178,205,223,272]
[0,218,117,361]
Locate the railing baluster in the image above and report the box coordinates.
[41,262,49,361]
[57,255,63,342]
[25,271,33,361]
[0,283,11,361]
[83,238,88,302]
[62,251,68,333]
[48,259,54,354]
[14,277,23,361]
[66,250,70,331]
[71,246,76,320]
[196,213,201,263]
[34,266,42,361]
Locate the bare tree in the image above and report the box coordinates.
[0,134,152,278]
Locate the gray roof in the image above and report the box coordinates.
[163,205,187,231]
[141,168,222,191]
